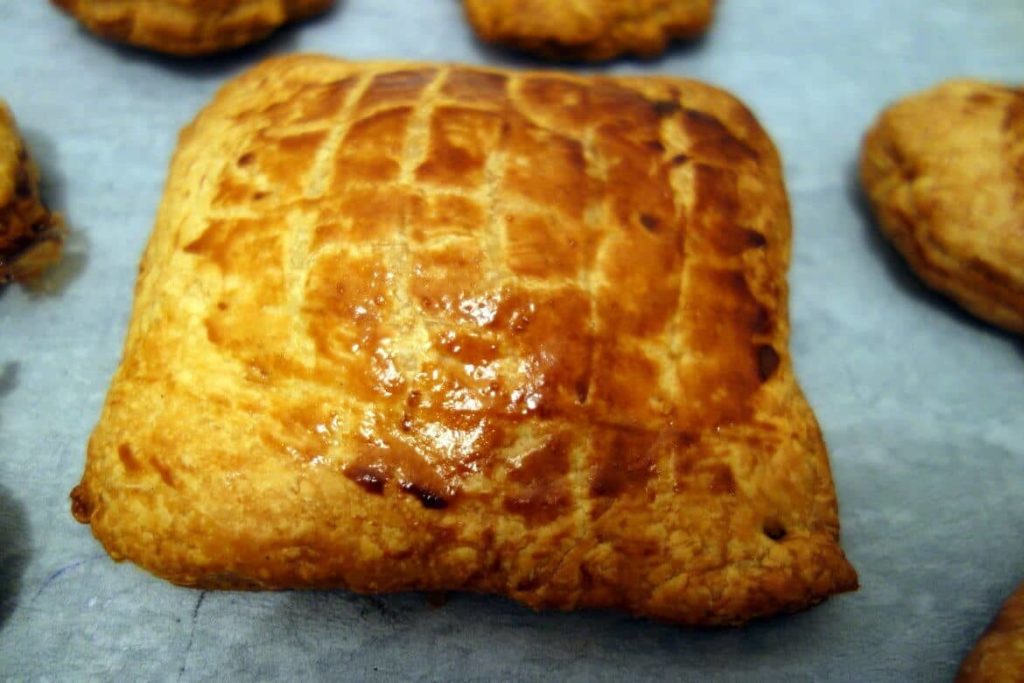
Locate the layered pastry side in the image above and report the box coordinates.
[0,100,64,285]
[50,0,335,56]
[463,0,716,61]
[71,57,857,625]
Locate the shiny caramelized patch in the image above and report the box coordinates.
[183,67,780,510]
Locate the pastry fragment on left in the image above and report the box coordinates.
[0,100,65,285]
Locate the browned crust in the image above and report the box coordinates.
[50,0,334,55]
[860,79,1024,334]
[957,582,1024,682]
[72,56,856,625]
[0,100,64,284]
[463,0,715,61]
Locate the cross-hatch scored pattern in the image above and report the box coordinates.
[183,64,780,517]
[75,59,858,622]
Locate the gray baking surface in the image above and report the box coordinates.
[1,1,1022,680]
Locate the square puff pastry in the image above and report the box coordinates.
[861,80,1024,334]
[72,56,857,625]
[50,0,334,56]
[957,582,1024,682]
[462,0,715,61]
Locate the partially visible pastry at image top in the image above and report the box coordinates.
[50,0,335,56]
[957,581,1024,682]
[860,79,1024,334]
[462,0,715,61]
[0,100,65,285]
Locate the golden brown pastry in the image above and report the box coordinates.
[462,0,715,61]
[71,56,857,625]
[958,582,1024,682]
[50,0,334,56]
[861,79,1024,334]
[0,100,64,284]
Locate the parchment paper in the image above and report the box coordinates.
[1,1,1022,680]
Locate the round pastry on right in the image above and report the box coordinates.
[860,79,1024,334]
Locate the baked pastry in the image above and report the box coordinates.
[0,100,64,284]
[958,582,1024,682]
[71,56,857,625]
[462,0,715,61]
[861,79,1024,334]
[50,0,334,56]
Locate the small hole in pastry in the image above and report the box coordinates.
[574,377,590,404]
[756,345,780,382]
[744,228,768,248]
[763,519,787,541]
[639,213,660,232]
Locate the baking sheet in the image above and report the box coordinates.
[1,1,1022,680]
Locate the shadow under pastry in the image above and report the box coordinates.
[0,361,19,431]
[0,482,32,630]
